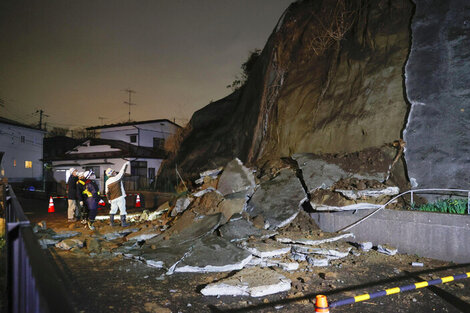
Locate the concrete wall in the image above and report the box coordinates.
[310,209,470,263]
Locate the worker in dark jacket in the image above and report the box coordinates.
[76,172,88,223]
[67,168,79,222]
[83,170,100,230]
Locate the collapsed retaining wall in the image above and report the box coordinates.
[310,209,470,263]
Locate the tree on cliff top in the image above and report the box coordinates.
[227,48,261,91]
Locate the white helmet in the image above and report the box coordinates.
[78,172,84,178]
[83,170,90,179]
[69,167,77,174]
[105,168,114,177]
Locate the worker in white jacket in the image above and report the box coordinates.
[105,161,130,226]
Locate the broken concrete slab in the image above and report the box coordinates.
[171,197,193,217]
[377,244,398,256]
[139,244,193,270]
[359,242,373,252]
[38,238,60,249]
[174,235,252,273]
[55,238,84,250]
[293,155,348,191]
[310,202,382,212]
[126,229,160,242]
[276,233,354,246]
[245,168,304,230]
[51,231,81,240]
[195,168,223,185]
[218,218,277,242]
[241,240,291,258]
[217,158,256,196]
[147,213,223,247]
[306,255,330,267]
[201,267,291,297]
[217,191,247,222]
[102,228,139,241]
[248,257,299,271]
[291,245,351,258]
[293,154,386,192]
[335,187,400,200]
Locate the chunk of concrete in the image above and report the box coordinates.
[292,245,351,258]
[335,187,400,200]
[306,256,330,267]
[201,267,291,297]
[103,228,139,241]
[218,218,277,242]
[246,168,304,230]
[55,238,84,250]
[126,229,160,242]
[310,202,382,212]
[174,235,252,273]
[248,257,299,271]
[276,233,354,246]
[171,197,192,217]
[38,238,60,249]
[359,242,373,252]
[292,155,348,191]
[51,231,81,240]
[195,168,223,185]
[377,244,398,256]
[217,192,248,222]
[241,240,291,258]
[217,158,256,196]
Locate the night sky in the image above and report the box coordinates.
[0,0,292,130]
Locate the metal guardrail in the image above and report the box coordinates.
[4,184,76,313]
[340,188,470,232]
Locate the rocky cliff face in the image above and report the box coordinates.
[158,0,415,190]
[404,0,470,190]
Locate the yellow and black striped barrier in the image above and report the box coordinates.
[328,272,470,309]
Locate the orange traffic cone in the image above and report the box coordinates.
[135,194,141,208]
[48,196,55,213]
[315,295,329,313]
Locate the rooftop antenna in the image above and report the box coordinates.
[123,88,136,122]
[98,116,108,125]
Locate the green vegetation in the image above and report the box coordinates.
[413,199,468,214]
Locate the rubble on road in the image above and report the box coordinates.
[56,238,84,250]
[200,267,291,297]
[218,218,278,242]
[377,244,398,256]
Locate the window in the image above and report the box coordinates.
[131,161,147,177]
[130,135,137,143]
[13,160,16,167]
[25,161,32,168]
[21,136,25,143]
[153,137,165,149]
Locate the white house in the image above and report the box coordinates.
[87,119,180,149]
[0,117,45,183]
[50,119,180,192]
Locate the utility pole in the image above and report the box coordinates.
[123,88,136,122]
[35,109,49,130]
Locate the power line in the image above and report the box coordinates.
[35,109,49,130]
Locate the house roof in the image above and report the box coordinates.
[48,138,166,161]
[86,118,181,130]
[0,117,46,132]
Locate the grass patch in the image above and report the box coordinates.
[413,199,468,214]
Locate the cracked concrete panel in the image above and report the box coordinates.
[218,218,277,242]
[147,213,223,247]
[404,0,470,190]
[293,154,348,191]
[174,235,252,273]
[276,233,354,246]
[217,158,256,196]
[245,168,304,230]
[241,240,291,258]
[201,267,291,297]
